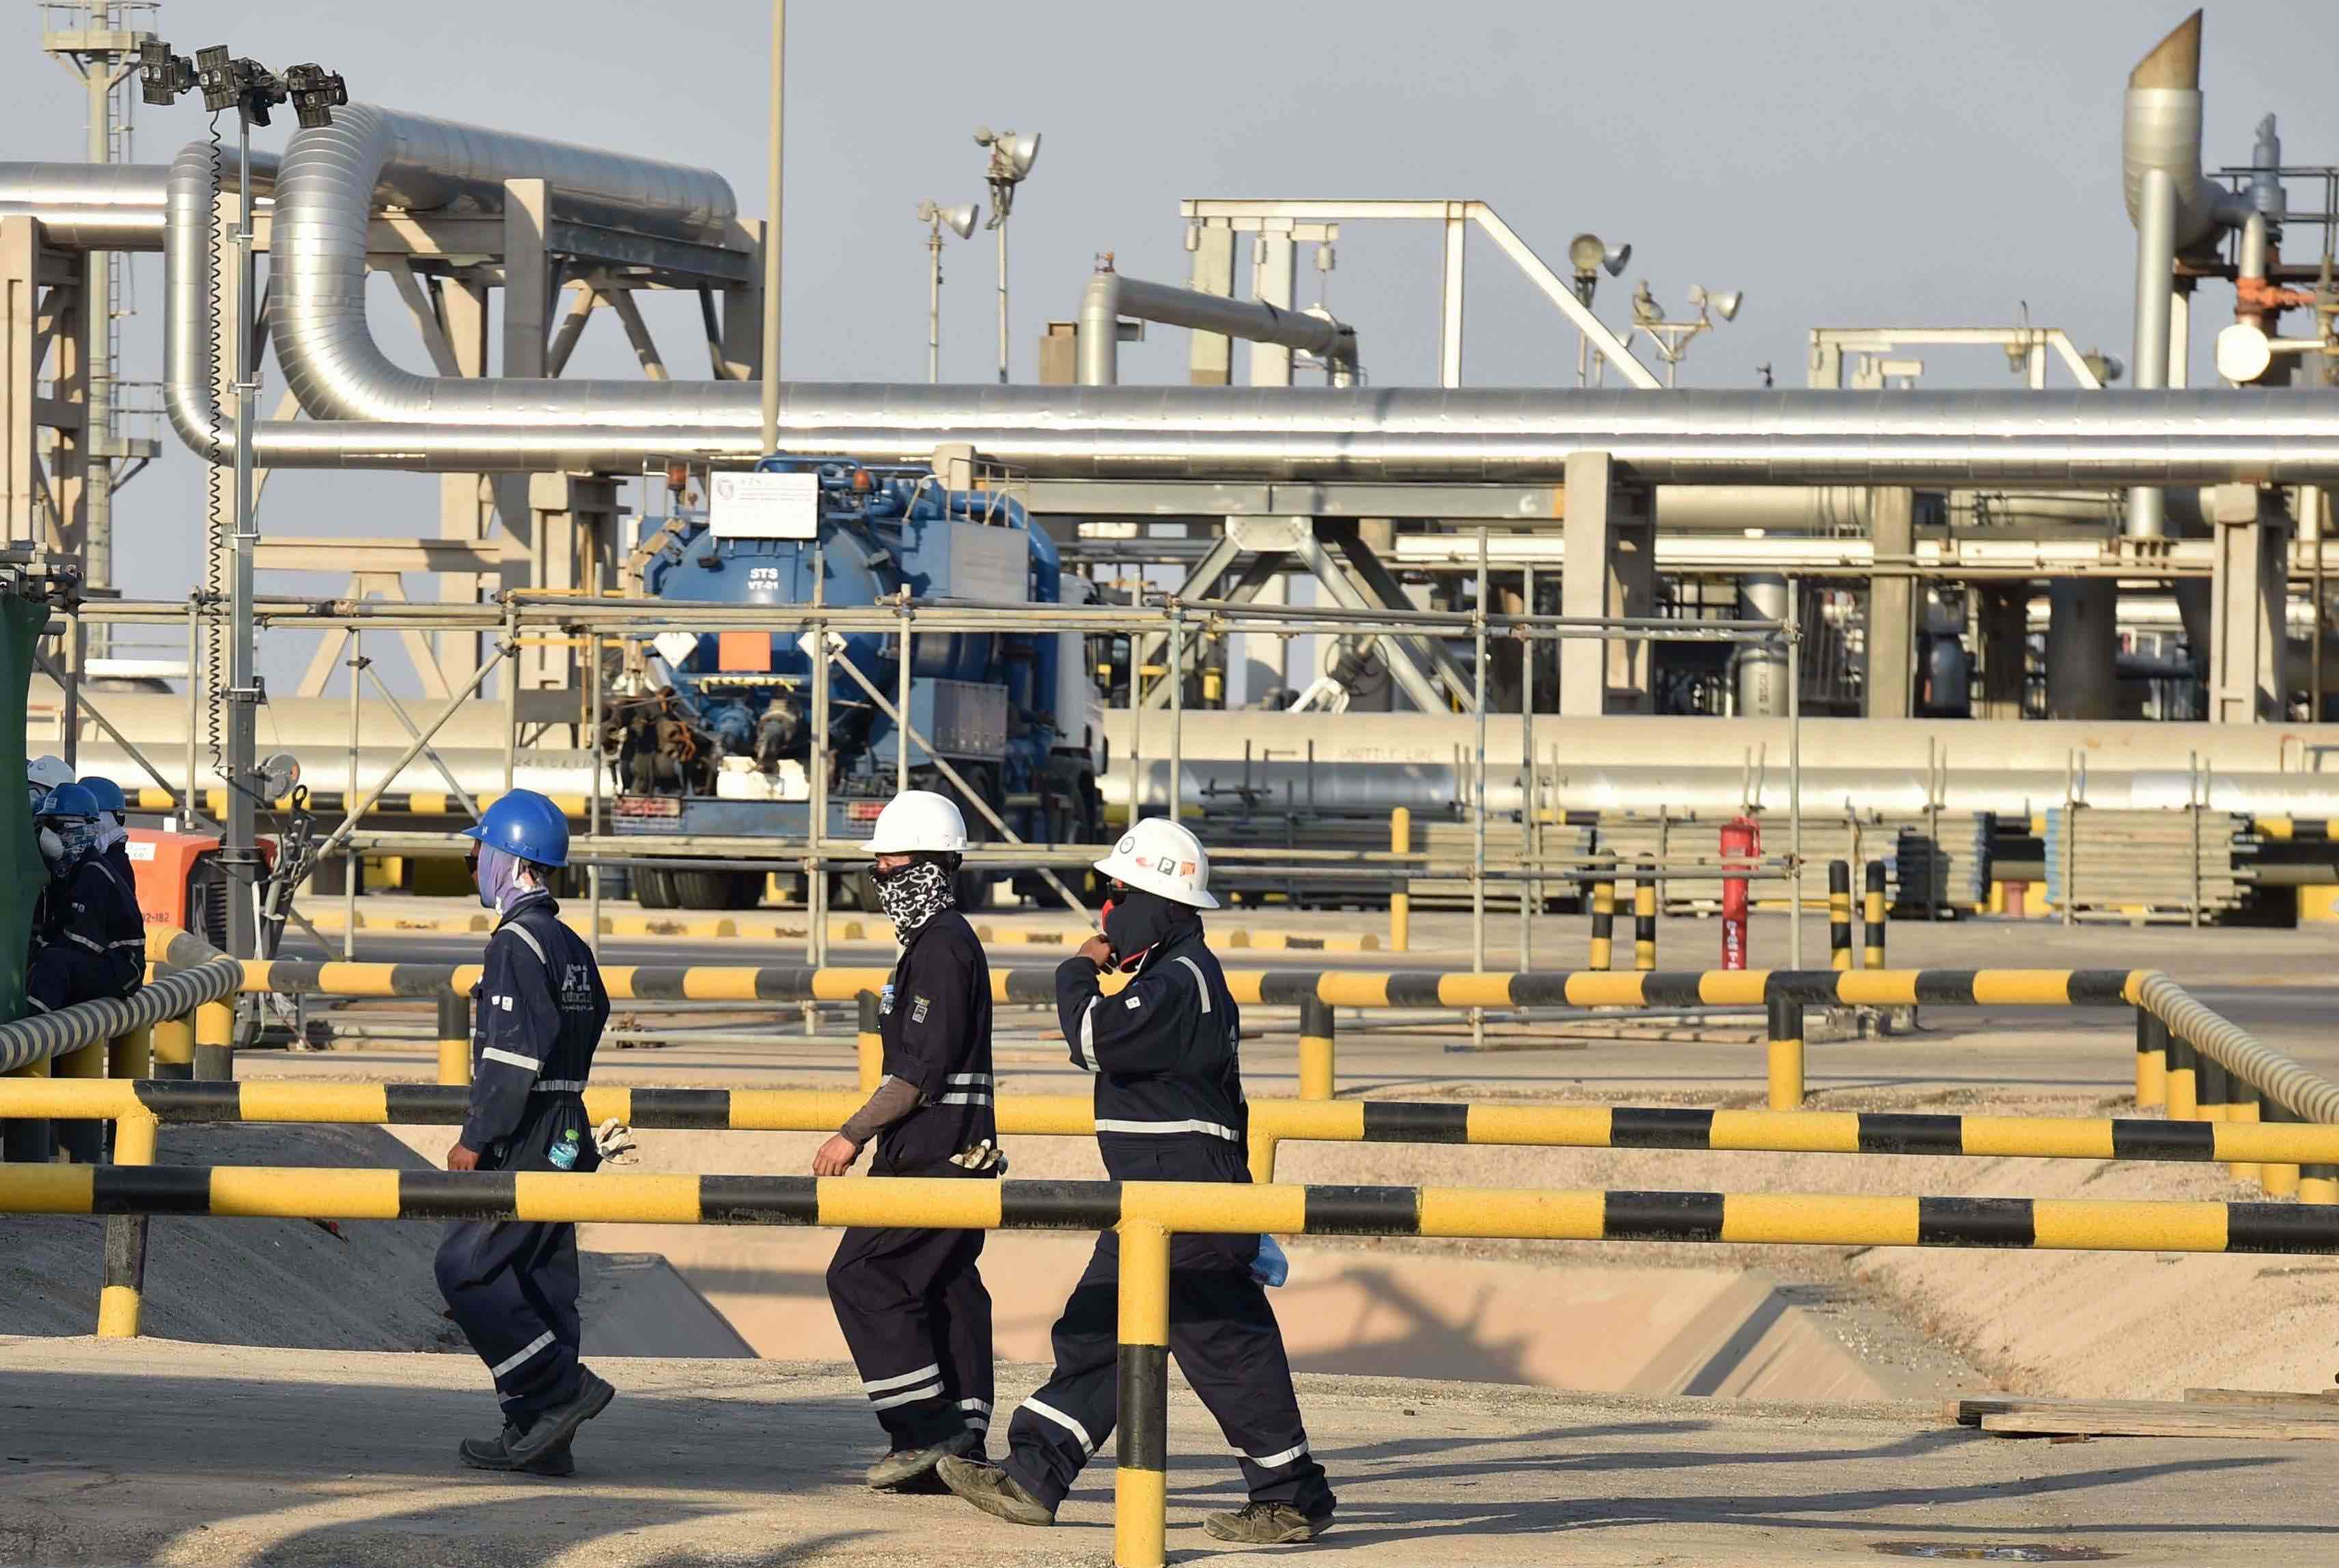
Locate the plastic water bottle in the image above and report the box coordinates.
[1251,1234,1290,1288]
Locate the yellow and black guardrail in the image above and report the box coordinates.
[8,1162,2339,1567]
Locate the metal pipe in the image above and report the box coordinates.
[2128,167,2177,540]
[141,109,2339,483]
[760,1,784,456]
[1078,266,1357,387]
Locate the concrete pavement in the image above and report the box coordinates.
[0,1338,2325,1567]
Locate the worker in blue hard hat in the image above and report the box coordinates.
[433,789,617,1476]
[25,783,143,1016]
[76,776,135,888]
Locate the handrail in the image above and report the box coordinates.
[13,1080,2339,1183]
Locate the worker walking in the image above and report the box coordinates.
[939,818,1336,1544]
[819,789,1001,1491]
[434,789,615,1476]
[25,783,143,1014]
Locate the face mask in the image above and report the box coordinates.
[94,816,127,856]
[1101,886,1196,970]
[873,858,954,940]
[473,843,534,912]
[36,826,64,870]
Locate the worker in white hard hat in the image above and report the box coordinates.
[939,815,1335,1546]
[818,788,1001,1491]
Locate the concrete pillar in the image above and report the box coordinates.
[1864,487,1915,718]
[1975,584,2029,719]
[501,179,550,379]
[1560,451,1652,714]
[2208,483,2290,723]
[523,473,619,697]
[719,220,765,381]
[2045,580,2119,720]
[1185,223,1235,387]
[1248,230,1293,387]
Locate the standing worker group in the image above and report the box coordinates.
[25,777,143,1015]
[818,789,1001,1491]
[938,817,1336,1544]
[434,789,616,1476]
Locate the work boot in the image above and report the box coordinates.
[505,1367,615,1467]
[1204,1500,1335,1544]
[935,1455,1055,1526]
[457,1425,576,1477]
[866,1426,982,1491]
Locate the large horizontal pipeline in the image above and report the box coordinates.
[221,958,2140,1009]
[21,1080,2339,1168]
[8,1164,2339,1254]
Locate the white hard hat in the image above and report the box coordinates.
[25,755,73,792]
[1094,817,1218,909]
[868,789,970,855]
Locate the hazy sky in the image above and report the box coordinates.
[2,0,2331,690]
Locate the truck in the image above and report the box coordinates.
[610,458,1106,912]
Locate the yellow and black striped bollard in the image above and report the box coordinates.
[1298,996,1335,1102]
[1115,1217,1172,1568]
[1588,873,1616,972]
[1767,996,1805,1111]
[856,991,884,1091]
[2261,1101,2302,1199]
[151,1011,195,1082]
[2134,1011,2169,1110]
[1632,865,1657,972]
[1827,860,1853,970]
[2165,1031,2199,1119]
[1862,860,1888,969]
[2224,1074,2262,1189]
[194,999,234,1082]
[96,1109,158,1339]
[437,990,471,1087]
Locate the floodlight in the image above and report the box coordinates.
[1568,233,1605,275]
[2082,348,2125,385]
[283,64,347,130]
[196,47,283,125]
[1630,279,1663,326]
[139,40,195,106]
[974,126,1041,225]
[1689,284,1742,322]
[919,200,979,240]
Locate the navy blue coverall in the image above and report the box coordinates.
[26,851,143,1013]
[996,927,1334,1515]
[826,908,999,1451]
[433,889,609,1430]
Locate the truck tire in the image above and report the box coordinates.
[672,869,736,910]
[634,867,677,910]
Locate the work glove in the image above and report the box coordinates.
[948,1138,1007,1175]
[593,1117,639,1166]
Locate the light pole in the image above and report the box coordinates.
[1566,232,1630,388]
[142,39,344,964]
[760,0,784,456]
[916,201,978,382]
[974,126,1040,384]
[1631,280,1742,387]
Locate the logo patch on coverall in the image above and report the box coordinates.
[911,996,930,1024]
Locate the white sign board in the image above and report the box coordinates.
[708,471,819,539]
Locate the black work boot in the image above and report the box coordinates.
[935,1456,1055,1526]
[505,1368,615,1467]
[1204,1500,1335,1543]
[458,1425,576,1477]
[866,1426,982,1490]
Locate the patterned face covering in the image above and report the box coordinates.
[474,843,535,912]
[873,858,954,940]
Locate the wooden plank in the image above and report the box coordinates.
[2184,1387,2339,1408]
[1983,1410,2339,1442]
[1952,1392,2339,1429]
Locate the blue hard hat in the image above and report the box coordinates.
[77,776,126,814]
[38,783,99,820]
[461,789,570,867]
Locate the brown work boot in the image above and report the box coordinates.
[1204,1500,1334,1543]
[936,1455,1055,1526]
